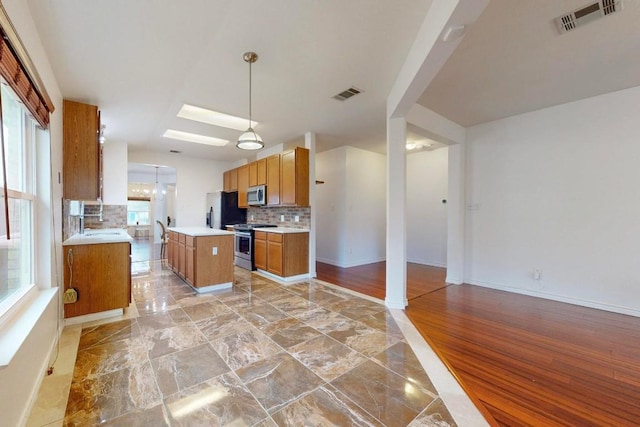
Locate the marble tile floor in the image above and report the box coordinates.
[27,261,478,426]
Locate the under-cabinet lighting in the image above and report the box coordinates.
[177,104,257,131]
[162,129,229,147]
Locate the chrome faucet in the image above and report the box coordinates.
[78,199,104,234]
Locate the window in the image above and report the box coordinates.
[0,81,36,311]
[127,200,150,226]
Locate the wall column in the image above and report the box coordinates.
[446,141,465,284]
[386,117,408,309]
[305,131,317,277]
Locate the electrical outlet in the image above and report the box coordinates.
[534,268,541,280]
[294,215,299,222]
[280,215,284,221]
[212,247,218,255]
[250,215,254,221]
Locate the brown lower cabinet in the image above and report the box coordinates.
[167,231,234,289]
[254,231,309,277]
[63,242,131,318]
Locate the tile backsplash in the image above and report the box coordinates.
[62,200,127,241]
[247,206,310,229]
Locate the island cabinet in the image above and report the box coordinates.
[280,147,309,206]
[254,230,309,278]
[185,235,195,285]
[63,242,131,318]
[238,164,250,208]
[266,154,280,205]
[178,233,186,278]
[167,229,234,291]
[63,99,100,200]
[168,231,178,272]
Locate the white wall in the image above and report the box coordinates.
[102,141,128,205]
[128,150,231,227]
[316,146,386,268]
[465,85,640,316]
[1,0,64,425]
[407,147,448,267]
[316,147,347,265]
[345,147,386,267]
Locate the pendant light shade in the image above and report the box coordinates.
[237,51,264,150]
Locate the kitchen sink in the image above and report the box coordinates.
[83,230,122,236]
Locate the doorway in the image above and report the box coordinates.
[127,163,176,262]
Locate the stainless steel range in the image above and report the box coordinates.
[233,224,277,270]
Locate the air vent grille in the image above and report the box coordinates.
[169,150,181,154]
[333,87,362,101]
[556,0,622,33]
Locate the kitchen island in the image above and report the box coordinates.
[167,227,234,292]
[62,228,132,319]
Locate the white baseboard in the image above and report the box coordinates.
[64,308,124,326]
[407,257,446,268]
[316,257,386,269]
[467,279,640,318]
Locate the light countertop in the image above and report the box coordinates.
[255,227,310,234]
[63,228,133,246]
[168,227,234,237]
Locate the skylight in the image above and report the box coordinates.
[162,129,229,147]
[177,104,257,131]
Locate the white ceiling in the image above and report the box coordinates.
[27,0,432,161]
[419,0,640,127]
[26,1,640,162]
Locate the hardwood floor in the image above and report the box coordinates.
[316,261,447,300]
[318,261,640,426]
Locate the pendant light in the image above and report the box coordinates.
[237,51,264,150]
[153,166,165,201]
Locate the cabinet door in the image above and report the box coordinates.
[257,158,267,185]
[267,233,283,276]
[254,231,267,270]
[63,243,130,318]
[238,165,249,208]
[63,100,100,200]
[178,234,186,278]
[266,154,280,205]
[280,150,296,205]
[280,147,309,206]
[249,162,258,187]
[167,236,174,268]
[186,245,195,285]
[223,171,231,192]
[229,168,238,191]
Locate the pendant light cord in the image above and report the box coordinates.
[248,59,252,126]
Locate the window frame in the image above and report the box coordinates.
[0,80,38,319]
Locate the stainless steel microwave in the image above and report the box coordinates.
[247,185,266,206]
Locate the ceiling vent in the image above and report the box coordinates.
[333,87,362,101]
[169,149,181,154]
[555,0,622,33]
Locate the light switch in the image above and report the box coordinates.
[294,215,299,222]
[280,215,285,221]
[212,247,218,255]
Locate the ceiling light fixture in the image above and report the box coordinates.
[237,52,264,151]
[177,104,257,131]
[154,166,165,201]
[163,129,229,146]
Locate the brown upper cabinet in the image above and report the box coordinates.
[266,154,280,205]
[249,158,267,187]
[224,168,238,192]
[222,147,308,207]
[280,147,309,206]
[63,100,100,200]
[237,164,249,208]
